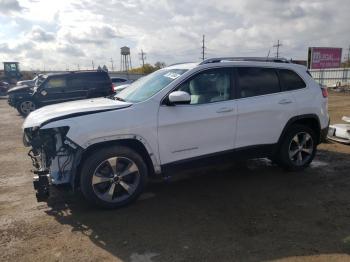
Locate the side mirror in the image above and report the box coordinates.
[168,91,191,105]
[40,89,47,96]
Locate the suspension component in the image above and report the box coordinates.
[33,170,50,202]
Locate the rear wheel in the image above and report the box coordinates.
[80,146,148,208]
[17,100,36,116]
[278,125,317,171]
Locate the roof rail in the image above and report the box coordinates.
[168,62,196,67]
[199,57,291,65]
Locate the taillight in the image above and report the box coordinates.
[321,86,328,98]
[111,82,114,93]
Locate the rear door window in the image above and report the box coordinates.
[278,69,306,91]
[68,77,87,90]
[237,67,280,98]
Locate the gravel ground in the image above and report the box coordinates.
[1,93,350,262]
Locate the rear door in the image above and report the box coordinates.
[235,67,295,148]
[277,68,308,115]
[66,75,89,100]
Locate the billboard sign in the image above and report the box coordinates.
[308,47,342,69]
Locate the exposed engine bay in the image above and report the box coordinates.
[23,126,81,200]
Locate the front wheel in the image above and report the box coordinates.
[278,125,317,171]
[17,100,36,116]
[80,146,148,209]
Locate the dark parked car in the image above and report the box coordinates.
[8,71,113,116]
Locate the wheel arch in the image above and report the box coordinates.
[75,137,160,188]
[16,98,37,115]
[278,114,321,147]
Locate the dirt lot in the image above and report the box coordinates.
[1,93,350,262]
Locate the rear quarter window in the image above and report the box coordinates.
[278,69,306,91]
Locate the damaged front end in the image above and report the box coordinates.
[23,126,81,201]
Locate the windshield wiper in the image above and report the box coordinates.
[114,96,126,102]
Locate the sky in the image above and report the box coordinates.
[0,0,349,71]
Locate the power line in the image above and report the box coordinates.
[273,40,282,58]
[201,35,206,61]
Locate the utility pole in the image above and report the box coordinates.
[139,49,146,69]
[201,35,206,61]
[110,58,114,71]
[273,40,282,58]
[77,64,80,71]
[266,49,271,60]
[92,60,95,70]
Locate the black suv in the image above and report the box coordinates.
[8,71,113,116]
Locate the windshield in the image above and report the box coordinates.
[116,68,188,103]
[35,75,47,87]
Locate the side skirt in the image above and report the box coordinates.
[161,144,276,175]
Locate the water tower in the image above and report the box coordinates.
[120,46,132,72]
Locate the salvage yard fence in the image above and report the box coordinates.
[309,68,350,87]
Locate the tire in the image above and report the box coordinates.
[17,100,36,116]
[80,146,148,209]
[278,124,317,171]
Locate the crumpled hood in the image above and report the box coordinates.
[17,80,34,87]
[7,85,32,94]
[23,97,132,129]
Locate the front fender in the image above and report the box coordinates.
[81,134,161,174]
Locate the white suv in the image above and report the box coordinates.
[23,57,330,208]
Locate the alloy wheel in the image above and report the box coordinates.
[20,101,35,115]
[91,156,140,203]
[288,132,314,166]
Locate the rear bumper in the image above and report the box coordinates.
[327,123,350,144]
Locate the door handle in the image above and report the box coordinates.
[278,99,293,105]
[216,107,233,113]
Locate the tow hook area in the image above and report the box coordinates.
[33,170,50,202]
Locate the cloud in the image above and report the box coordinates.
[62,25,121,45]
[0,0,22,14]
[0,41,35,54]
[29,26,55,42]
[56,43,85,57]
[0,43,16,53]
[0,0,349,70]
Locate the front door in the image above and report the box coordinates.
[158,68,237,165]
[38,76,68,105]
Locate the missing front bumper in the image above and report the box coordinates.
[33,170,51,202]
